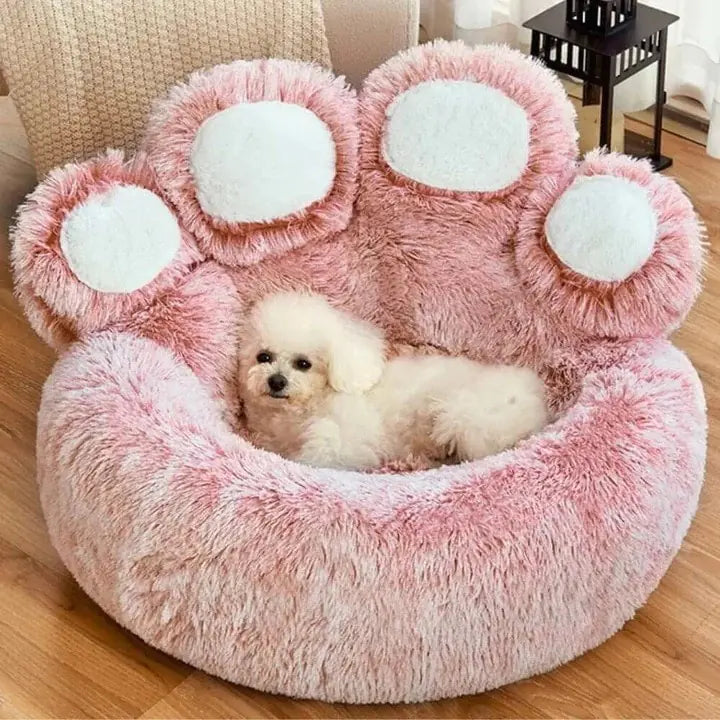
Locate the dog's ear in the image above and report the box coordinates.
[327,315,386,394]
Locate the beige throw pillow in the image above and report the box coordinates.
[0,0,330,174]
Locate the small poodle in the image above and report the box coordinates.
[239,292,548,470]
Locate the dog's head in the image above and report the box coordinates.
[240,292,386,408]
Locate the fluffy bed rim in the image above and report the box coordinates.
[36,331,707,704]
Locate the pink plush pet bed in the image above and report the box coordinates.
[12,41,706,703]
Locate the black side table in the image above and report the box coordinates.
[524,2,679,170]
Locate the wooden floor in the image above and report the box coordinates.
[0,97,719,719]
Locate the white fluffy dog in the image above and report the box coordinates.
[239,292,548,469]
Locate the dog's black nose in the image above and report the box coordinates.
[267,374,288,393]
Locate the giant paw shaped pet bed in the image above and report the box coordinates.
[13,41,706,703]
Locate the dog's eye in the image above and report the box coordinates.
[293,357,312,371]
[256,351,274,364]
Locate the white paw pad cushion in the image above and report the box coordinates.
[546,175,657,282]
[382,80,530,192]
[60,186,181,294]
[190,101,336,224]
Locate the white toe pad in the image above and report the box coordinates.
[382,80,530,192]
[546,175,657,282]
[60,186,181,294]
[190,101,336,224]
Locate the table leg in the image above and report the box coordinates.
[599,55,615,151]
[654,28,669,163]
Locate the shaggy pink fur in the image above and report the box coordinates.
[144,59,359,266]
[11,41,707,703]
[358,42,580,357]
[37,332,705,703]
[113,261,243,404]
[516,151,704,339]
[11,150,203,347]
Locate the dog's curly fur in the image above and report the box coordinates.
[240,292,549,469]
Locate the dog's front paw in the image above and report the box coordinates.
[297,396,384,470]
[296,418,345,468]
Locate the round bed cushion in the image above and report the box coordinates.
[12,41,706,703]
[38,332,705,703]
